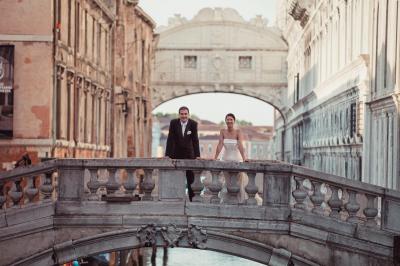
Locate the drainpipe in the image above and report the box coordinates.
[51,0,58,158]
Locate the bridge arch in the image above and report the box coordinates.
[21,227,316,266]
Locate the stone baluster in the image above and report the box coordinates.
[87,168,101,201]
[292,176,307,210]
[105,168,120,195]
[141,169,155,201]
[363,194,378,227]
[208,170,222,204]
[328,185,343,219]
[123,169,137,196]
[0,182,6,209]
[40,172,54,200]
[191,170,204,203]
[9,179,23,207]
[345,189,360,223]
[225,171,240,204]
[310,180,325,215]
[245,172,258,205]
[25,176,39,204]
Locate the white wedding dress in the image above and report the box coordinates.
[221,139,241,162]
[220,139,247,203]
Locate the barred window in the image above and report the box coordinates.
[239,56,252,69]
[184,56,197,69]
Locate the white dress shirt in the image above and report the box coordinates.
[180,121,187,136]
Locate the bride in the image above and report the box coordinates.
[214,113,247,203]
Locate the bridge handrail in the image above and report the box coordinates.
[292,165,387,196]
[0,160,57,181]
[0,158,399,233]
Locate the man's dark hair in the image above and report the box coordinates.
[225,113,236,121]
[178,106,190,114]
[15,153,32,168]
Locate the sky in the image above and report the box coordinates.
[141,0,279,126]
[153,93,275,125]
[140,0,278,27]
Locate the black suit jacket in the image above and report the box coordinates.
[165,118,200,159]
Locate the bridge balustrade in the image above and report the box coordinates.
[0,158,399,233]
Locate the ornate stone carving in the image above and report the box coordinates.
[137,224,157,247]
[187,224,207,249]
[56,65,65,80]
[136,224,207,249]
[160,224,184,247]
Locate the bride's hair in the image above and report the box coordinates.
[225,113,236,121]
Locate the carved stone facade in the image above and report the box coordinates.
[0,0,155,169]
[276,0,400,189]
[152,8,288,112]
[53,0,115,159]
[112,2,155,157]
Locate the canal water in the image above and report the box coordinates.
[143,248,263,266]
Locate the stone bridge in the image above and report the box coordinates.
[0,159,399,266]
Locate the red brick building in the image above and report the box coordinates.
[0,0,155,170]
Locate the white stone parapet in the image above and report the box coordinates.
[0,158,399,265]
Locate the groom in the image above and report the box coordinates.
[165,106,200,201]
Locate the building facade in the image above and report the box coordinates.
[112,1,155,158]
[151,8,288,112]
[275,0,400,189]
[0,0,155,170]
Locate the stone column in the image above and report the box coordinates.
[91,85,98,145]
[66,72,74,141]
[372,114,377,185]
[76,76,84,143]
[84,80,92,143]
[373,113,379,185]
[105,90,112,147]
[377,113,382,186]
[98,88,105,146]
[388,112,394,188]
[56,65,65,139]
[397,2,400,92]
[393,97,400,190]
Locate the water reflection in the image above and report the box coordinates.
[64,247,263,266]
[144,248,263,266]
